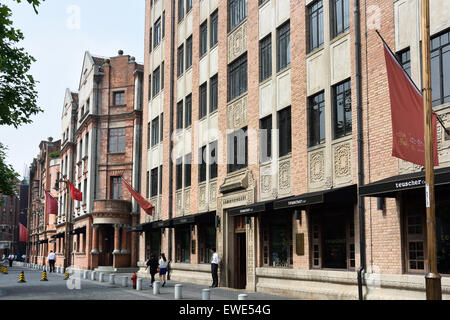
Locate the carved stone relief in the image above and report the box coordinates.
[175,190,182,217]
[199,184,207,211]
[227,96,248,130]
[209,181,217,209]
[184,189,190,214]
[278,158,292,195]
[334,143,351,178]
[228,21,248,64]
[309,150,325,184]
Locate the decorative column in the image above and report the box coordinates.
[91,225,99,254]
[121,225,130,254]
[113,224,121,254]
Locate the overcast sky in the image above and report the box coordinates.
[0,0,145,179]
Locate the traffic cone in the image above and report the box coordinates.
[64,272,70,280]
[18,271,26,283]
[41,270,48,281]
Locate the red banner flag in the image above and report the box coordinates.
[45,190,58,215]
[19,223,28,242]
[68,180,83,201]
[382,39,439,167]
[122,177,153,215]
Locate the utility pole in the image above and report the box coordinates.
[421,0,442,300]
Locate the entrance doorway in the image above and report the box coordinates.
[146,230,161,260]
[99,225,114,266]
[234,232,246,289]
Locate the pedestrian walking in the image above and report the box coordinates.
[8,254,14,267]
[47,250,56,272]
[145,254,159,287]
[210,248,219,288]
[158,253,168,287]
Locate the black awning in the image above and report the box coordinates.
[172,216,195,226]
[39,239,49,244]
[71,226,86,235]
[273,184,357,210]
[228,201,273,217]
[127,220,171,232]
[359,167,450,198]
[51,233,65,239]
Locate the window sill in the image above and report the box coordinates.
[332,134,352,144]
[276,65,291,77]
[199,52,208,60]
[330,30,350,45]
[108,152,126,155]
[307,143,326,152]
[110,104,126,108]
[227,92,248,105]
[153,43,162,51]
[306,45,325,59]
[228,18,247,36]
[210,43,218,51]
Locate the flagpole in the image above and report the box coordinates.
[421,0,442,300]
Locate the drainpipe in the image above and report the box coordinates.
[168,0,175,268]
[354,0,366,300]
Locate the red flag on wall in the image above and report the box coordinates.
[45,190,58,215]
[19,223,28,242]
[381,38,439,167]
[122,177,153,215]
[68,180,83,201]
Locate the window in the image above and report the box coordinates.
[149,27,152,53]
[278,107,291,157]
[154,17,162,48]
[260,115,272,162]
[308,92,325,147]
[83,179,87,205]
[84,133,89,156]
[152,116,159,147]
[159,165,163,193]
[210,75,218,112]
[178,0,184,22]
[277,21,290,71]
[210,10,218,47]
[229,0,247,31]
[185,94,192,127]
[199,146,207,182]
[311,211,355,270]
[114,91,125,106]
[331,0,349,38]
[160,113,164,142]
[209,141,218,179]
[147,122,151,149]
[259,0,269,5]
[151,168,158,197]
[146,171,150,198]
[152,66,161,96]
[184,153,191,188]
[177,44,184,76]
[186,0,192,14]
[177,101,184,129]
[109,128,126,153]
[261,215,293,267]
[227,127,248,173]
[148,74,152,100]
[200,21,208,57]
[176,157,183,190]
[111,177,122,200]
[398,48,411,77]
[199,224,216,264]
[260,35,272,82]
[405,208,425,272]
[308,0,324,52]
[199,82,207,119]
[228,54,247,101]
[186,36,192,69]
[333,79,352,139]
[175,226,191,263]
[431,29,450,107]
[162,11,165,38]
[161,62,165,90]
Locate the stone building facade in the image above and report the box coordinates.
[137,0,450,300]
[0,185,20,257]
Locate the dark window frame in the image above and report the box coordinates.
[308,91,326,147]
[278,106,292,157]
[199,82,208,119]
[260,34,272,82]
[210,74,218,112]
[331,0,350,38]
[277,21,291,72]
[308,0,324,53]
[333,79,352,139]
[228,53,248,101]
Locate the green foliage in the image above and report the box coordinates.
[0,0,44,128]
[0,143,19,198]
[49,150,60,159]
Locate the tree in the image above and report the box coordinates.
[0,0,44,128]
[0,143,19,199]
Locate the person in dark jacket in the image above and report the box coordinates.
[145,254,159,287]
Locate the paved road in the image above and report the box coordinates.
[0,263,295,300]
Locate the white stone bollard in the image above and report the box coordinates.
[202,289,211,300]
[136,278,143,291]
[91,271,97,281]
[153,281,161,295]
[109,274,115,285]
[238,294,248,300]
[99,272,105,282]
[175,284,183,300]
[83,270,89,279]
[121,276,128,287]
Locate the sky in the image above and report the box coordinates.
[0,0,145,179]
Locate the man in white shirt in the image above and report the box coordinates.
[210,248,219,288]
[8,254,14,267]
[47,250,56,272]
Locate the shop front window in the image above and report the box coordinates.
[175,226,191,263]
[310,210,355,270]
[261,215,292,267]
[199,225,216,264]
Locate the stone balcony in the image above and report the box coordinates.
[92,199,132,225]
